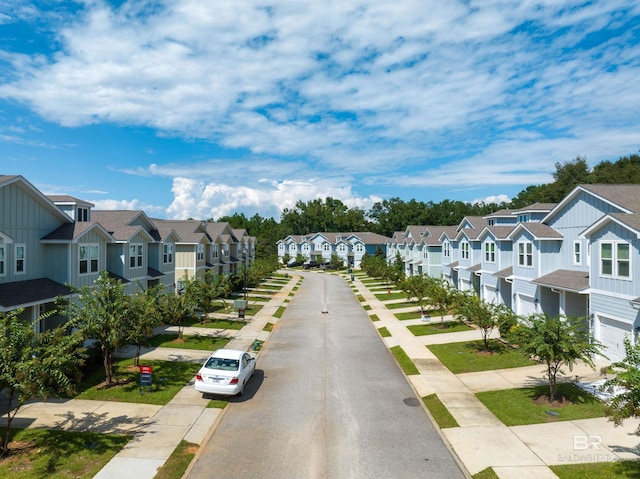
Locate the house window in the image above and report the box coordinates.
[0,245,4,275]
[223,246,229,257]
[197,244,205,261]
[443,242,450,257]
[461,241,469,260]
[573,241,581,265]
[487,219,495,226]
[518,242,533,267]
[77,207,89,222]
[423,248,428,259]
[211,244,218,259]
[79,244,99,274]
[163,243,174,264]
[129,244,143,268]
[356,244,364,252]
[601,242,630,278]
[15,244,25,273]
[338,244,346,252]
[303,244,309,252]
[323,243,331,252]
[518,214,528,223]
[484,242,495,263]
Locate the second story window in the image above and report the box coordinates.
[0,245,5,275]
[212,244,218,259]
[484,242,496,263]
[573,241,581,265]
[79,244,99,274]
[197,244,205,261]
[338,244,346,252]
[601,242,630,278]
[129,244,143,268]
[356,244,364,253]
[77,207,89,222]
[15,244,25,274]
[518,241,533,267]
[461,241,469,260]
[163,243,174,264]
[443,242,450,257]
[323,243,331,252]
[518,214,529,223]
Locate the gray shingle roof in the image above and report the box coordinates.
[532,269,589,293]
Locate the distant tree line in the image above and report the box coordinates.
[215,152,640,259]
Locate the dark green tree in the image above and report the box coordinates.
[59,271,130,385]
[604,337,640,433]
[127,284,164,366]
[0,309,84,456]
[512,314,604,402]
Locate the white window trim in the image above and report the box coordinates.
[197,244,205,261]
[163,243,174,264]
[599,241,631,280]
[0,244,4,276]
[79,243,100,275]
[443,242,450,257]
[484,241,496,263]
[461,241,469,260]
[15,244,26,274]
[517,241,533,268]
[573,240,582,266]
[130,243,143,268]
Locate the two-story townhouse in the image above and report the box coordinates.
[402,226,427,277]
[477,225,515,305]
[90,210,166,295]
[276,235,304,264]
[0,176,82,330]
[153,220,211,285]
[452,216,485,293]
[440,227,460,287]
[201,222,239,276]
[386,231,406,267]
[420,226,454,279]
[345,233,390,269]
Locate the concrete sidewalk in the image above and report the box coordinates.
[3,273,300,479]
[350,273,640,479]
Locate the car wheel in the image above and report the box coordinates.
[237,381,245,397]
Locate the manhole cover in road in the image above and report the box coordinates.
[403,397,420,407]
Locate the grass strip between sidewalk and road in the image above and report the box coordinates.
[476,383,606,426]
[390,345,419,375]
[153,440,198,479]
[422,394,459,428]
[0,428,129,479]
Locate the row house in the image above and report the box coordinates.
[390,188,640,363]
[0,175,255,330]
[277,232,391,269]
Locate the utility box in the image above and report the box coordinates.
[234,300,248,310]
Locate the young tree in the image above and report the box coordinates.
[427,277,457,326]
[512,313,604,402]
[127,284,164,366]
[399,274,431,315]
[158,287,197,340]
[0,309,84,456]
[59,271,130,385]
[604,337,640,433]
[455,292,495,351]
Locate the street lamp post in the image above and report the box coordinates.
[243,247,248,302]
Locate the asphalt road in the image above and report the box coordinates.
[187,272,467,479]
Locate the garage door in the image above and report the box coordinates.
[517,294,537,317]
[484,285,498,304]
[599,316,632,363]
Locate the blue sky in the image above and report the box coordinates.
[1,1,639,220]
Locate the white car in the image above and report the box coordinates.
[195,349,256,396]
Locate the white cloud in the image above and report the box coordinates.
[0,0,639,218]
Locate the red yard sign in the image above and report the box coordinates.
[140,365,152,374]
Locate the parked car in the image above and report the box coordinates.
[195,349,256,396]
[303,261,320,269]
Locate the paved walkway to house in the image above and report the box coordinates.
[351,276,639,478]
[2,275,300,479]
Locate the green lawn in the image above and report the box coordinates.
[427,339,536,374]
[378,326,391,337]
[154,440,198,479]
[148,333,231,350]
[75,359,201,405]
[182,316,248,329]
[476,383,606,426]
[394,311,423,320]
[0,428,129,479]
[408,321,473,336]
[385,301,419,310]
[374,291,406,300]
[550,461,640,478]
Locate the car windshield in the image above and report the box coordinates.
[205,358,239,371]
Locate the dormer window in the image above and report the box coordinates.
[518,214,528,223]
[77,207,89,222]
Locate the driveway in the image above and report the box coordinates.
[187,272,467,479]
